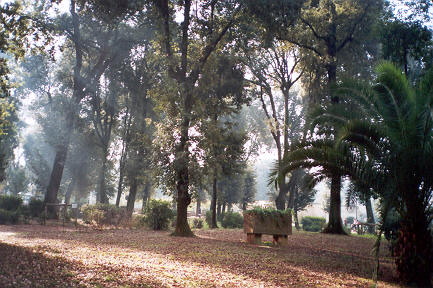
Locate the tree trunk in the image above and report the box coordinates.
[97,147,109,204]
[64,177,76,205]
[210,176,218,228]
[294,209,300,231]
[394,192,433,286]
[242,201,247,211]
[126,177,137,217]
[403,44,408,76]
[196,198,201,216]
[217,203,222,218]
[323,174,346,234]
[141,181,151,213]
[44,0,83,217]
[275,181,287,210]
[173,129,193,236]
[222,202,226,216]
[365,197,375,233]
[174,167,192,236]
[115,165,125,207]
[287,185,296,210]
[327,62,338,103]
[172,88,193,236]
[44,142,69,217]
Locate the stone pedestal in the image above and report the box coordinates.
[244,212,292,245]
[272,234,288,246]
[247,233,262,245]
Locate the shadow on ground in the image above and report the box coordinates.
[0,225,398,287]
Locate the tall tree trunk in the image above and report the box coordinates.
[44,0,84,217]
[287,185,296,210]
[64,177,76,205]
[222,202,226,216]
[211,176,218,228]
[365,197,375,233]
[44,143,69,217]
[275,179,287,210]
[242,201,247,211]
[394,192,433,286]
[97,147,109,204]
[294,209,300,231]
[115,113,130,207]
[115,164,125,207]
[126,177,138,217]
[323,174,345,234]
[173,111,193,236]
[196,198,201,216]
[141,181,151,213]
[217,203,222,218]
[403,45,408,76]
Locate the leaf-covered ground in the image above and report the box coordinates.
[0,224,399,287]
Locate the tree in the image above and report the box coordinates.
[318,62,433,285]
[288,169,317,229]
[42,0,136,214]
[380,19,432,77]
[244,42,304,211]
[198,53,248,228]
[274,0,382,234]
[87,70,120,204]
[0,1,33,182]
[241,168,257,210]
[4,163,28,196]
[116,43,158,215]
[23,133,53,196]
[151,0,246,236]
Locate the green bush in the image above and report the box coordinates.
[142,199,174,230]
[221,212,243,228]
[81,203,126,226]
[245,207,292,219]
[0,209,19,224]
[28,198,44,217]
[192,218,203,229]
[301,216,326,232]
[205,210,222,227]
[0,195,23,211]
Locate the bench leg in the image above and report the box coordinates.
[273,235,288,246]
[247,233,262,245]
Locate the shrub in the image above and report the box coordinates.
[245,207,292,219]
[0,209,19,224]
[192,218,203,229]
[0,195,23,211]
[345,216,354,226]
[81,203,126,226]
[301,216,326,232]
[221,212,243,228]
[28,198,44,217]
[205,210,221,227]
[142,199,174,230]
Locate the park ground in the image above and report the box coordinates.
[0,224,400,287]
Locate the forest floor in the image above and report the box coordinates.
[0,224,399,287]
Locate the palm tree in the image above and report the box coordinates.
[277,62,433,285]
[328,62,433,286]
